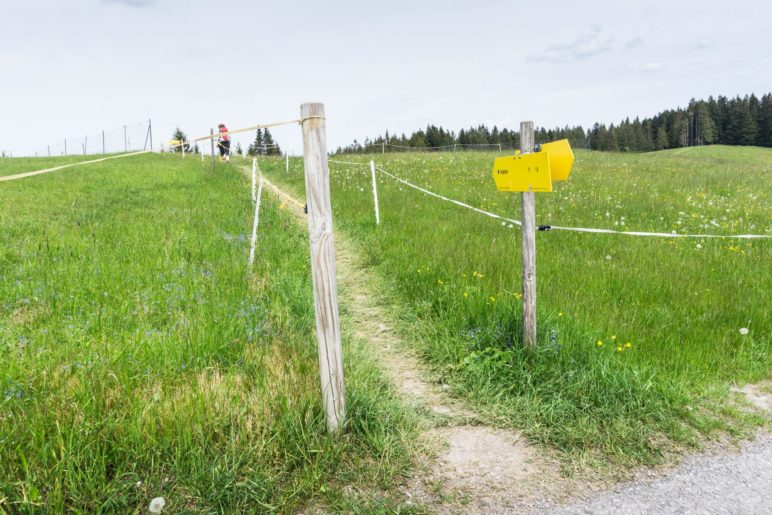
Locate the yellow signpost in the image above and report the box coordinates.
[492,139,574,192]
[493,134,575,348]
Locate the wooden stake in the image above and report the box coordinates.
[369,160,380,225]
[210,128,215,170]
[285,153,289,173]
[520,121,537,348]
[248,175,263,267]
[300,102,345,434]
[251,158,257,202]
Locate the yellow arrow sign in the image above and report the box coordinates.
[540,139,574,181]
[492,139,575,192]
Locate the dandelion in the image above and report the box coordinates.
[149,497,166,514]
[611,335,617,341]
[596,340,604,346]
[488,296,496,303]
[616,346,623,352]
[558,312,564,317]
[625,342,632,348]
[464,292,469,298]
[739,328,749,335]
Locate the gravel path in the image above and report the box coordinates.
[549,434,772,515]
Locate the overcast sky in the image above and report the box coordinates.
[2,0,770,155]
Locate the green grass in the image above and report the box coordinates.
[0,155,114,177]
[259,145,771,468]
[0,154,419,512]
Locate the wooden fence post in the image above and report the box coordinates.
[520,121,537,348]
[369,160,380,225]
[210,128,215,170]
[251,158,257,202]
[285,153,289,173]
[300,102,345,434]
[248,175,263,267]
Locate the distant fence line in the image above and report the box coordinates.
[17,120,154,158]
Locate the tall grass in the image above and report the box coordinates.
[260,146,770,467]
[0,155,418,512]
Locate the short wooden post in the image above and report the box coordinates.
[47,145,50,157]
[285,153,289,173]
[251,158,257,202]
[382,142,385,154]
[210,128,215,170]
[520,121,537,348]
[369,160,380,225]
[181,141,186,159]
[248,175,263,267]
[300,102,345,434]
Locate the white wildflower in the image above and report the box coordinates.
[149,497,166,513]
[739,328,749,336]
[695,244,702,250]
[605,255,612,261]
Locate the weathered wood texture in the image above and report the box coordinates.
[248,175,263,267]
[301,102,346,433]
[370,160,380,225]
[251,158,257,202]
[520,121,537,348]
[210,128,215,170]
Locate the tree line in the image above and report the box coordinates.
[334,93,772,153]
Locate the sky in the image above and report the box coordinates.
[1,0,771,156]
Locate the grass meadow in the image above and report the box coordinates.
[260,145,771,469]
[0,154,418,512]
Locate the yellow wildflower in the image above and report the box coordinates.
[596,340,604,347]
[625,342,632,348]
[616,346,623,352]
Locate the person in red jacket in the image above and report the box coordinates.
[218,123,231,162]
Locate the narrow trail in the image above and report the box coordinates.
[246,165,771,514]
[252,169,574,513]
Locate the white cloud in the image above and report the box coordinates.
[528,27,615,63]
[625,37,643,49]
[102,0,157,7]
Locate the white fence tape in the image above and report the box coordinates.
[372,164,770,239]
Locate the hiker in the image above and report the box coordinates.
[218,123,231,162]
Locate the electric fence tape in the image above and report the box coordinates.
[370,164,770,239]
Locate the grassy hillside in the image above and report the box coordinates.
[0,155,417,512]
[260,145,770,467]
[0,155,109,177]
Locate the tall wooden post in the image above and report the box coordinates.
[64,139,67,156]
[102,130,105,154]
[148,119,153,149]
[369,160,380,225]
[520,121,537,348]
[210,128,216,170]
[300,102,345,434]
[251,158,257,202]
